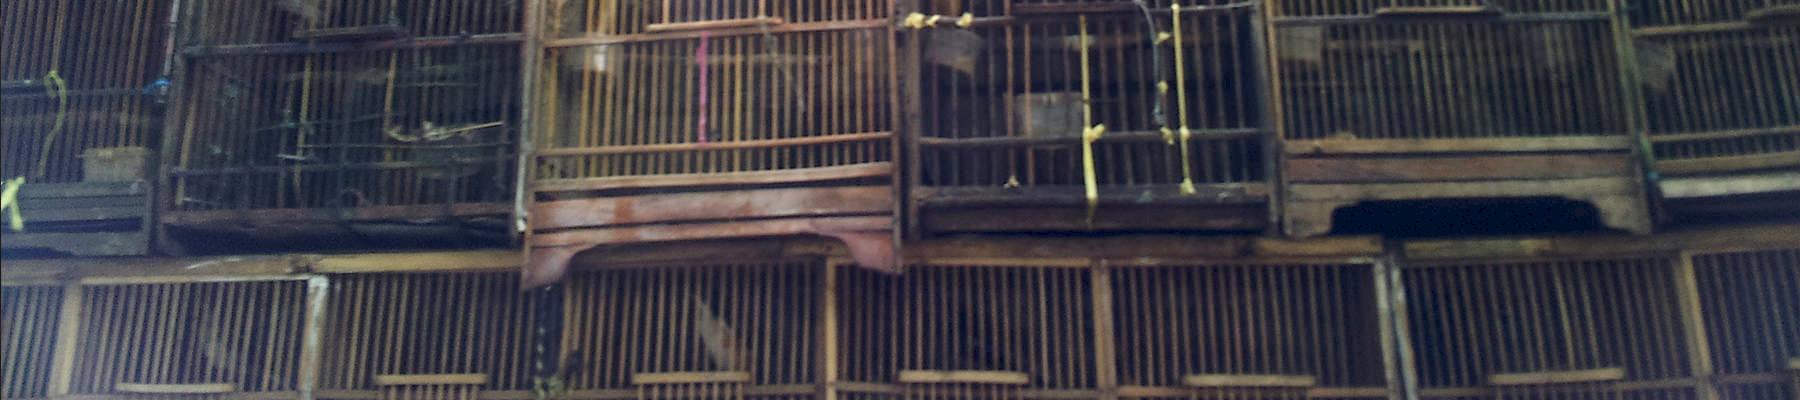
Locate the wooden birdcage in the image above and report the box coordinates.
[1,0,175,255]
[316,272,535,396]
[1690,248,1800,399]
[1399,256,1692,399]
[1266,0,1652,237]
[1,285,64,400]
[67,280,309,399]
[559,260,824,392]
[1629,0,1800,204]
[909,0,1270,234]
[159,0,522,250]
[839,264,1098,398]
[1111,262,1385,399]
[527,0,899,285]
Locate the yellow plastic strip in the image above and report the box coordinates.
[2,177,24,231]
[1172,4,1197,195]
[1079,15,1105,226]
[31,70,69,179]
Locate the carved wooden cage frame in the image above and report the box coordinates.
[526,0,902,263]
[1264,0,1654,238]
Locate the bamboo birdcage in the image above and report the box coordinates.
[160,0,521,244]
[560,260,824,391]
[1690,248,1800,399]
[840,265,1099,396]
[1267,0,1652,237]
[68,281,309,398]
[911,0,1270,234]
[528,1,898,276]
[1401,257,1691,399]
[1628,0,1800,181]
[316,272,536,395]
[1112,263,1384,398]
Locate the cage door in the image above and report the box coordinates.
[632,371,749,400]
[897,370,1028,400]
[1488,368,1623,400]
[1180,374,1315,400]
[373,374,487,400]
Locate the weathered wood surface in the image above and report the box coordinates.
[532,187,891,231]
[1285,154,1634,183]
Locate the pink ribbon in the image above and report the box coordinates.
[695,32,710,144]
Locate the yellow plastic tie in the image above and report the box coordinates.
[1170,5,1199,196]
[926,14,943,27]
[32,70,69,179]
[1078,15,1101,226]
[2,177,24,232]
[903,13,928,29]
[956,12,975,28]
[1156,32,1172,44]
[1161,127,1176,145]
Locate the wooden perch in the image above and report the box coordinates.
[632,371,751,385]
[645,17,784,33]
[1182,374,1317,388]
[115,383,238,394]
[1375,6,1502,18]
[1488,367,1625,386]
[373,374,490,386]
[897,370,1029,385]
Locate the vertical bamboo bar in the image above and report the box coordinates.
[298,276,330,400]
[1090,261,1116,400]
[47,282,83,397]
[1672,252,1719,400]
[822,259,842,400]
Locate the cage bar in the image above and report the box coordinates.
[316,272,534,395]
[67,281,307,397]
[1691,248,1800,399]
[1,285,64,399]
[1267,0,1651,237]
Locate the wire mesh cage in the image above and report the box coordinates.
[2,285,64,400]
[158,0,522,245]
[1111,263,1384,397]
[560,261,824,390]
[68,281,309,397]
[839,265,1097,395]
[1630,0,1800,177]
[1691,248,1800,399]
[912,1,1268,233]
[1401,257,1691,399]
[316,272,535,395]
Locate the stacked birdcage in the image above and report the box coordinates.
[1629,0,1800,192]
[0,0,175,255]
[527,0,899,279]
[1689,248,1800,399]
[159,0,522,248]
[1266,0,1652,237]
[908,0,1271,235]
[67,280,310,399]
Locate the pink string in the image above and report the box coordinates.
[695,32,710,144]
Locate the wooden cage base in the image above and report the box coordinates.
[1283,176,1653,238]
[915,184,1268,234]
